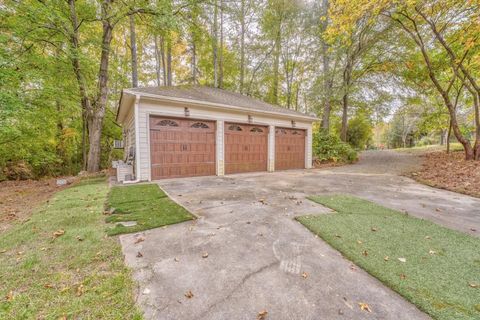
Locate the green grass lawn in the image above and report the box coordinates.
[105,184,194,236]
[0,177,142,320]
[297,195,480,320]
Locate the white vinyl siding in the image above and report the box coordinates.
[123,108,135,162]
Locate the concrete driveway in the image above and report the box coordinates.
[120,150,480,320]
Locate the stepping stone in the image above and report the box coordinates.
[118,221,137,227]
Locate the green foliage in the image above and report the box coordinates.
[299,195,480,320]
[312,132,358,163]
[346,113,373,149]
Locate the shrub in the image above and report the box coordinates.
[312,132,358,163]
[346,114,373,149]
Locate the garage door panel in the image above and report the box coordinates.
[225,123,268,174]
[275,128,305,170]
[150,116,216,179]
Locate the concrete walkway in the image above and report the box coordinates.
[120,150,480,320]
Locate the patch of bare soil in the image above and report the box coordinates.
[0,177,77,232]
[408,151,480,198]
[313,159,350,169]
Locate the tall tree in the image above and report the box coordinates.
[129,15,139,88]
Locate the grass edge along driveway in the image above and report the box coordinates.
[0,177,142,319]
[105,183,195,236]
[297,195,480,320]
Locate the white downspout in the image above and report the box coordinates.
[124,94,141,184]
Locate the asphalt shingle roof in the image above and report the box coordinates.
[124,85,317,119]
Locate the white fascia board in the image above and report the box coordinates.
[123,90,319,122]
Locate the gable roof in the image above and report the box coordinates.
[118,85,318,122]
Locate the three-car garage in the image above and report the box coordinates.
[117,86,317,181]
[149,115,307,179]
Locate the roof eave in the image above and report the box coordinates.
[123,89,319,122]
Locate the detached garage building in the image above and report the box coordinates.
[117,86,317,181]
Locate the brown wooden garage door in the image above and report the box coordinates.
[225,123,268,174]
[275,128,305,170]
[149,116,216,179]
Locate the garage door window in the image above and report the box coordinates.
[228,124,242,131]
[191,122,210,129]
[157,119,179,127]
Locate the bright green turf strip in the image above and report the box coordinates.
[297,195,480,320]
[106,184,194,236]
[0,177,142,320]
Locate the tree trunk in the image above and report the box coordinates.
[212,0,218,87]
[340,58,352,142]
[239,0,245,93]
[191,37,197,84]
[129,15,138,87]
[87,8,113,172]
[271,32,281,105]
[320,0,331,132]
[446,118,452,153]
[160,37,167,86]
[154,35,162,86]
[218,0,224,88]
[82,110,87,170]
[341,92,348,142]
[166,39,172,86]
[87,115,103,172]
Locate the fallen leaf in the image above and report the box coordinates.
[44,284,55,289]
[134,236,145,244]
[350,265,357,271]
[185,290,194,298]
[302,272,308,279]
[358,302,372,312]
[362,250,368,256]
[470,228,477,232]
[136,252,143,258]
[400,273,407,280]
[435,208,442,212]
[371,227,378,232]
[398,257,406,263]
[258,199,267,205]
[384,256,389,261]
[53,230,65,237]
[0,249,6,254]
[5,291,13,302]
[357,240,363,244]
[469,283,478,288]
[429,250,436,255]
[425,236,431,240]
[76,236,84,242]
[76,284,84,297]
[334,234,342,238]
[202,252,209,258]
[174,257,179,262]
[257,310,268,320]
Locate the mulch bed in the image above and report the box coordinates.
[409,151,480,198]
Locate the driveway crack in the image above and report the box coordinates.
[195,260,279,320]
